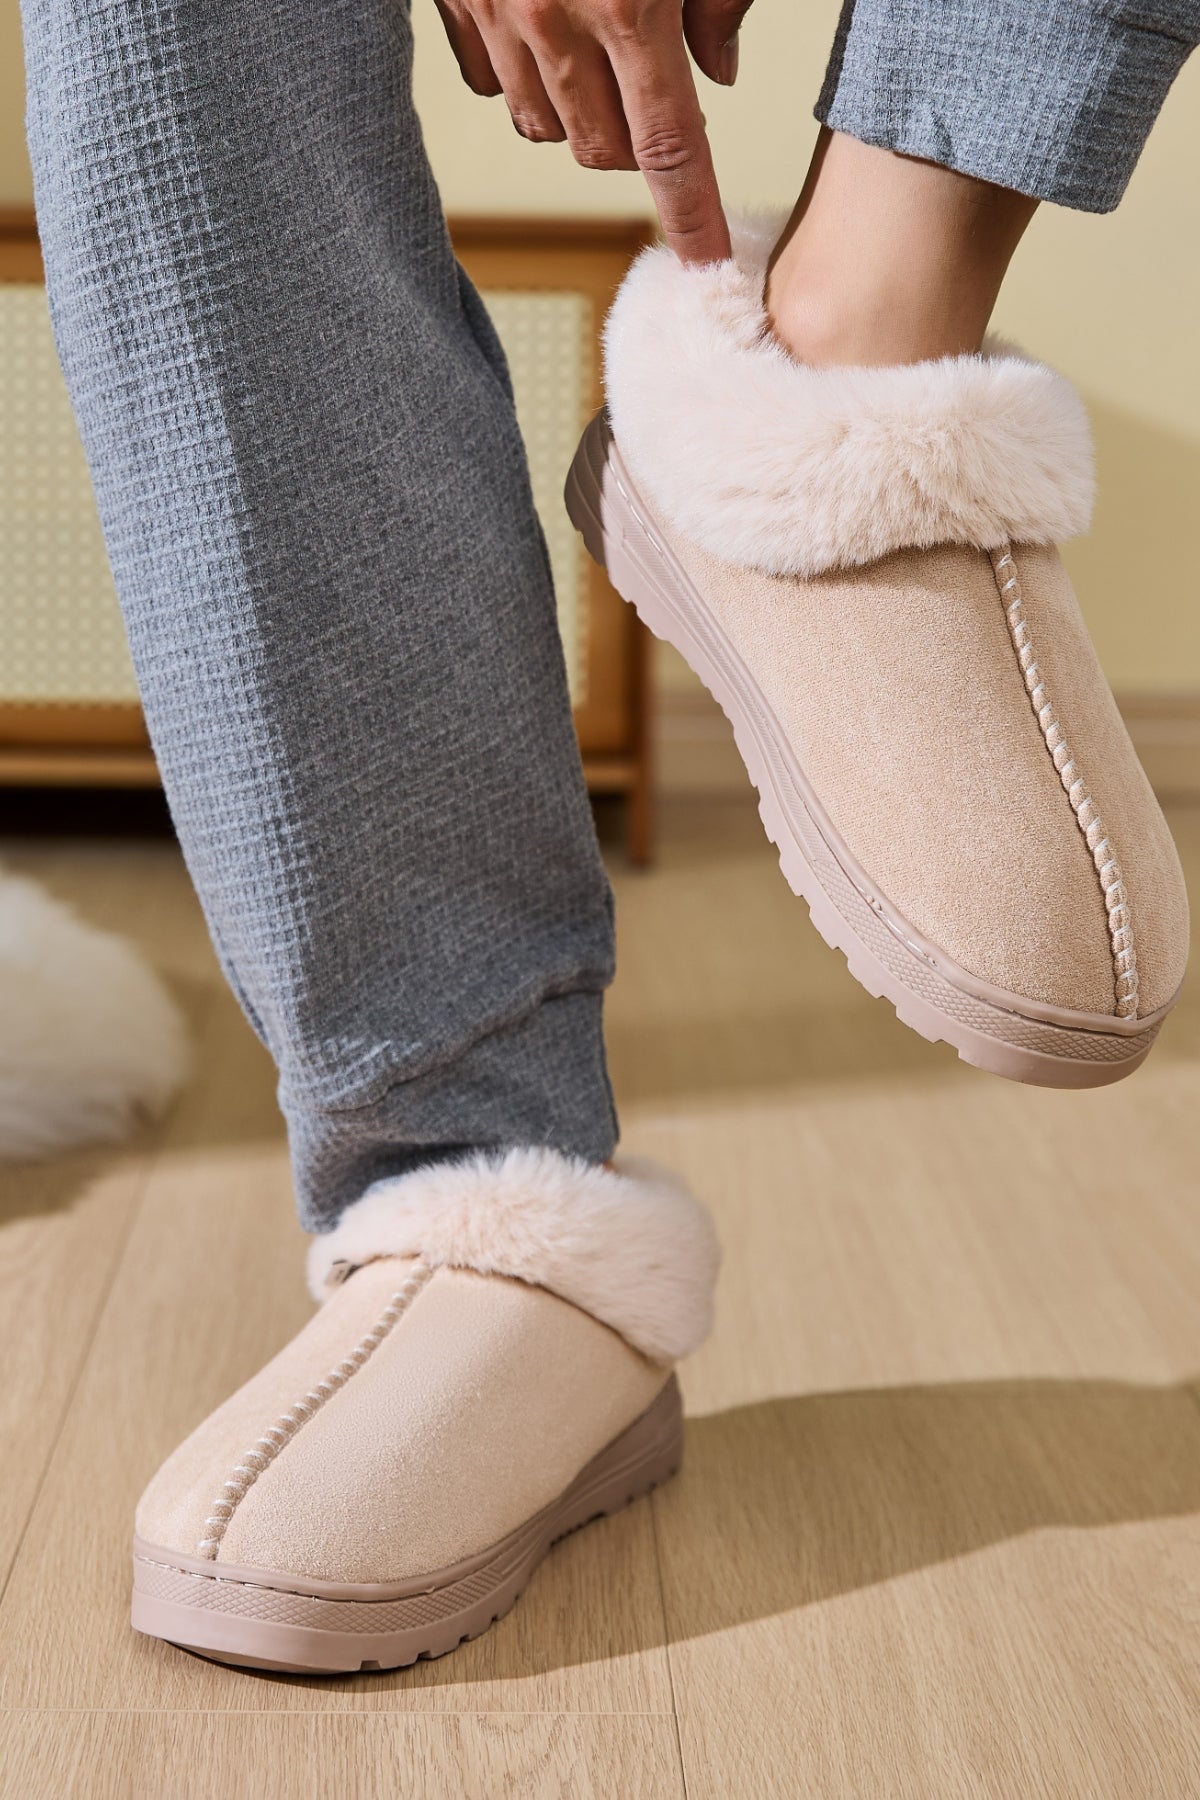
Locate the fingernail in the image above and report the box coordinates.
[717,34,739,85]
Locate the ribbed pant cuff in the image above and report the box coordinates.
[816,0,1196,212]
[285,988,618,1230]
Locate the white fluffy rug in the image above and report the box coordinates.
[0,869,189,1160]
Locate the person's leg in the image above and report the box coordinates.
[766,128,1037,368]
[21,0,722,1679]
[813,0,1195,217]
[767,0,1197,366]
[21,0,618,1228]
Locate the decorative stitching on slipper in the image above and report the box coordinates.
[195,1259,433,1559]
[992,548,1138,1019]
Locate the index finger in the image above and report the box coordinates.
[604,15,730,264]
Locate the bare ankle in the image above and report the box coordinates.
[767,276,989,370]
[764,130,1037,370]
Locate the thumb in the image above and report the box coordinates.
[683,0,753,86]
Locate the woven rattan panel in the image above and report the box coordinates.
[485,290,589,701]
[0,285,138,702]
[0,284,589,706]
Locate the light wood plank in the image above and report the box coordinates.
[0,1150,144,1588]
[0,1712,685,1800]
[605,799,1200,1800]
[0,843,213,1588]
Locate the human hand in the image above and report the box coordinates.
[433,0,752,263]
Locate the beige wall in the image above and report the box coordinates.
[3,0,1198,690]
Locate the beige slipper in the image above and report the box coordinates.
[132,1150,718,1673]
[567,219,1188,1087]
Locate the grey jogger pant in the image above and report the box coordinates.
[21,0,619,1228]
[819,0,1198,213]
[20,0,1195,1229]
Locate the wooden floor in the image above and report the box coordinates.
[1,792,1199,1798]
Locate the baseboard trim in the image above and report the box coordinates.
[657,684,1200,805]
[1116,693,1200,803]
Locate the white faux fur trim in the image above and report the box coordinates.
[603,215,1095,577]
[307,1148,720,1365]
[0,869,189,1159]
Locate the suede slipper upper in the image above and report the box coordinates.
[131,1150,717,1674]
[565,219,1188,1085]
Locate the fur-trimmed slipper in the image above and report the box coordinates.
[567,219,1188,1087]
[132,1150,718,1674]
